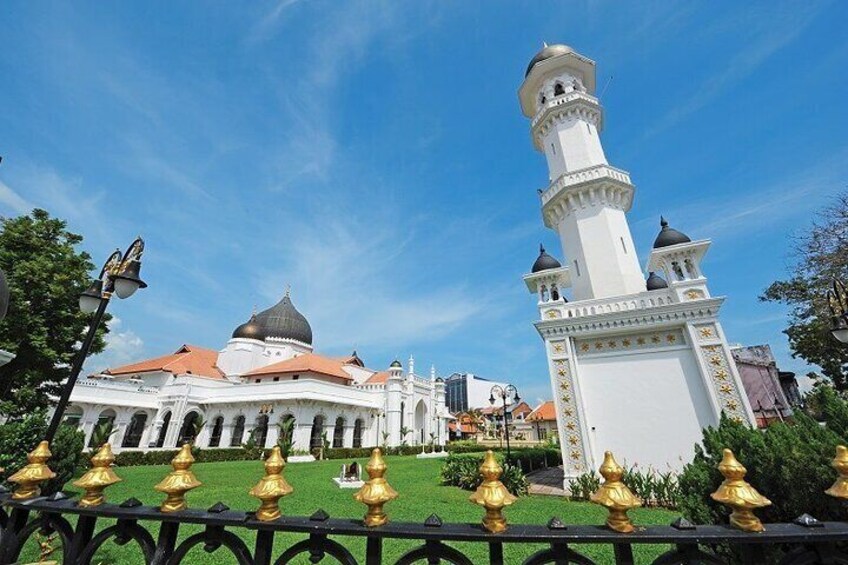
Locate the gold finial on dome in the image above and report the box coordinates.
[468,450,517,533]
[589,451,642,533]
[154,444,202,512]
[73,443,122,507]
[826,445,848,500]
[354,448,398,527]
[710,449,771,532]
[250,446,293,521]
[8,441,56,500]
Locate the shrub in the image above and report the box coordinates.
[439,453,528,496]
[567,466,679,509]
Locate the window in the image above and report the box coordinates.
[353,419,363,448]
[573,260,581,277]
[255,379,260,383]
[332,417,345,448]
[273,376,280,382]
[255,414,269,448]
[310,415,325,451]
[155,412,171,448]
[177,412,201,445]
[209,416,224,447]
[122,412,148,448]
[293,375,299,380]
[554,82,565,96]
[551,143,556,155]
[230,415,246,447]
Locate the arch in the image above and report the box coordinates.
[553,82,565,96]
[63,405,83,428]
[332,416,345,448]
[177,411,201,445]
[255,414,269,448]
[353,418,364,448]
[550,284,560,301]
[208,415,224,447]
[415,400,427,444]
[540,285,549,302]
[310,414,325,451]
[230,415,246,447]
[155,411,171,448]
[121,411,148,448]
[90,408,117,448]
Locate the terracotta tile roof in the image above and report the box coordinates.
[243,353,353,381]
[364,371,389,384]
[527,401,556,421]
[105,345,224,380]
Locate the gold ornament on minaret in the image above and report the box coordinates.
[589,451,642,533]
[8,441,56,500]
[154,444,202,512]
[710,449,771,532]
[826,445,848,500]
[468,450,517,533]
[73,443,122,508]
[354,448,398,527]
[249,446,293,521]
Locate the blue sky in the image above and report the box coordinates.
[1,1,846,403]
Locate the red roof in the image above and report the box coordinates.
[243,353,353,381]
[527,401,556,421]
[364,371,389,384]
[105,345,224,380]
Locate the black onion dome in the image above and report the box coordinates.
[646,272,669,291]
[526,43,574,77]
[390,359,402,368]
[532,244,562,273]
[255,292,313,344]
[435,376,444,383]
[232,313,265,340]
[653,216,691,248]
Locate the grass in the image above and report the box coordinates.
[23,455,677,564]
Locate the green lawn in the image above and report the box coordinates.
[28,456,677,564]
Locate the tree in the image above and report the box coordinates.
[761,192,848,389]
[0,209,111,417]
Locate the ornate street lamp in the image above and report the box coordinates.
[45,237,147,443]
[828,279,848,344]
[489,384,520,462]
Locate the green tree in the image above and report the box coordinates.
[761,193,848,389]
[0,209,110,417]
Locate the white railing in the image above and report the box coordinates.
[531,91,599,129]
[540,165,632,206]
[76,377,159,394]
[550,291,678,320]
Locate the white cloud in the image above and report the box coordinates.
[86,316,145,374]
[0,180,34,215]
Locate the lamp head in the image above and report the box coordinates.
[112,259,147,299]
[79,279,104,313]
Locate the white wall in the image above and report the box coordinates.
[576,347,717,471]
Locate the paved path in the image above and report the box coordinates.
[526,466,566,496]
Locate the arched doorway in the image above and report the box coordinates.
[353,418,363,448]
[155,411,171,448]
[122,411,148,448]
[89,409,117,448]
[332,417,345,448]
[254,414,269,448]
[209,416,224,447]
[310,415,325,451]
[230,415,246,447]
[177,411,201,445]
[415,400,427,444]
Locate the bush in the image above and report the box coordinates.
[439,453,528,496]
[567,465,680,509]
[0,412,86,494]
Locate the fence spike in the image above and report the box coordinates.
[73,443,122,507]
[710,449,771,532]
[8,440,56,500]
[826,445,848,500]
[469,450,516,533]
[589,451,642,533]
[249,446,293,521]
[154,443,202,512]
[354,448,398,527]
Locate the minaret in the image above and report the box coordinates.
[386,359,403,447]
[519,44,644,301]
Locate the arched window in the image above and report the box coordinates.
[255,414,269,448]
[122,411,148,448]
[671,261,685,281]
[684,258,698,279]
[230,415,246,447]
[177,412,201,445]
[279,414,295,450]
[538,93,547,105]
[209,416,224,447]
[90,409,117,448]
[353,419,363,448]
[333,417,345,448]
[540,285,549,302]
[554,82,565,96]
[155,412,171,448]
[551,284,560,301]
[310,415,325,451]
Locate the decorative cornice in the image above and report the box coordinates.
[531,92,602,136]
[534,297,726,337]
[540,165,634,228]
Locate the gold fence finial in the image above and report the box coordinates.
[589,451,642,533]
[73,443,122,507]
[468,450,517,533]
[354,448,398,527]
[250,446,293,521]
[826,445,848,500]
[8,441,56,500]
[154,444,202,512]
[710,448,771,532]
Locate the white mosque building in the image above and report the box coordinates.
[62,290,449,455]
[519,44,756,480]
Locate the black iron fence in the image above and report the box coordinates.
[1,443,848,564]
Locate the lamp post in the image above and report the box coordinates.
[828,279,848,344]
[45,237,147,443]
[489,384,519,463]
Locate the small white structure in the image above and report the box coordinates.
[519,44,755,483]
[59,290,450,454]
[333,462,364,489]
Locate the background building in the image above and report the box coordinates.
[731,344,796,427]
[444,372,508,413]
